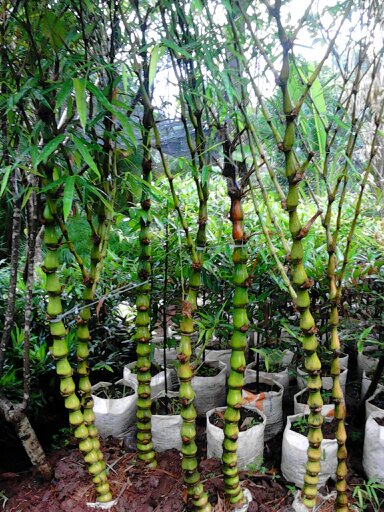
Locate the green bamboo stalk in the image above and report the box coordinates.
[42,201,112,502]
[75,196,113,474]
[276,46,324,510]
[221,194,249,506]
[135,108,157,467]
[137,83,210,509]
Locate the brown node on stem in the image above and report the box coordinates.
[92,234,101,245]
[303,325,318,335]
[300,278,314,290]
[191,261,202,271]
[244,276,253,288]
[83,276,94,287]
[197,216,207,226]
[177,353,188,364]
[138,269,149,280]
[182,300,193,318]
[141,198,151,210]
[41,266,55,274]
[291,172,304,184]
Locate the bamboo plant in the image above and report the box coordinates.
[135,95,157,467]
[42,199,112,502]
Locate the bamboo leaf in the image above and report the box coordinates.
[162,39,193,59]
[42,11,67,50]
[121,65,128,94]
[0,166,12,197]
[56,79,73,110]
[201,165,210,187]
[36,134,66,166]
[114,112,137,147]
[73,78,87,130]
[63,176,76,221]
[77,176,113,211]
[21,187,35,209]
[149,44,162,89]
[71,134,100,178]
[86,82,113,111]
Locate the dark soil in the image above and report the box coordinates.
[366,368,384,383]
[194,363,221,378]
[93,383,135,399]
[0,444,292,512]
[209,407,263,432]
[370,391,384,410]
[243,382,280,394]
[291,416,335,440]
[151,396,181,416]
[374,417,384,427]
[297,390,333,405]
[131,363,163,377]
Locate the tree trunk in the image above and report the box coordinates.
[0,396,52,480]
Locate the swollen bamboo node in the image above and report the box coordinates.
[135,165,156,467]
[43,203,111,503]
[222,198,248,506]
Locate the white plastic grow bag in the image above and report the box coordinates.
[281,413,337,488]
[245,360,289,390]
[191,360,227,416]
[123,362,174,398]
[205,349,231,377]
[363,410,384,484]
[296,365,348,395]
[206,405,266,470]
[365,385,384,419]
[153,346,178,365]
[357,348,379,380]
[293,388,334,419]
[151,391,182,452]
[92,379,137,438]
[361,370,384,399]
[242,375,283,441]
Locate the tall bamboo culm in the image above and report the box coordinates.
[75,196,113,494]
[135,105,157,467]
[138,89,210,510]
[42,202,112,502]
[279,52,323,510]
[222,193,248,506]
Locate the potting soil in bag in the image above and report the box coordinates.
[357,349,379,380]
[281,414,337,488]
[205,349,231,377]
[151,392,183,452]
[363,411,384,484]
[245,361,289,390]
[92,379,137,438]
[294,388,334,419]
[206,406,266,470]
[242,375,283,441]
[297,366,348,395]
[365,385,384,419]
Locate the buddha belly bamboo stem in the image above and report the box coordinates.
[327,254,347,511]
[75,197,113,487]
[135,118,156,467]
[222,195,248,506]
[279,54,323,508]
[136,82,210,510]
[43,202,111,502]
